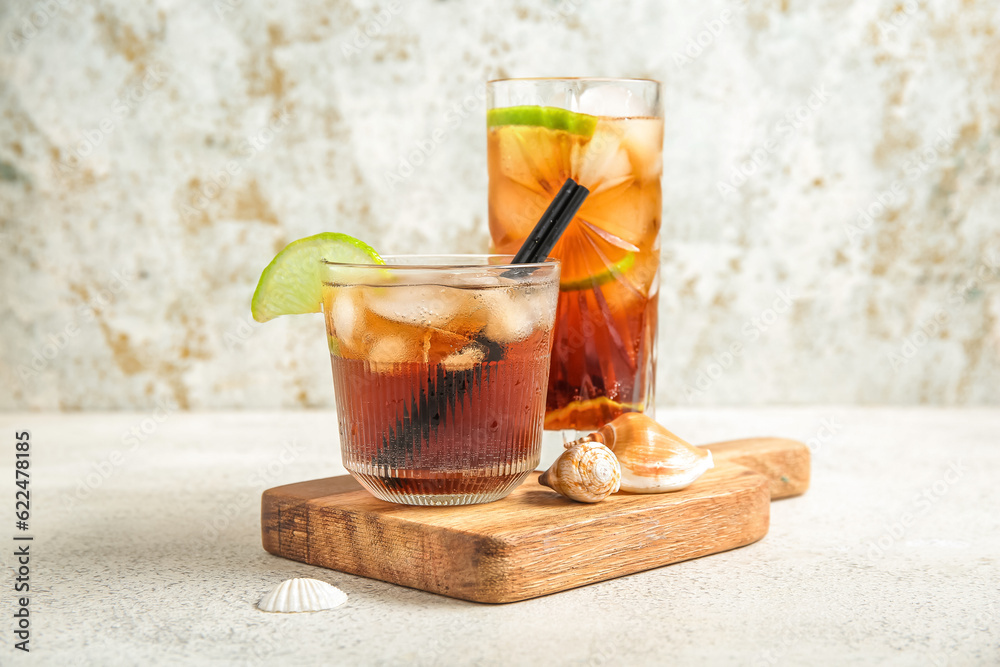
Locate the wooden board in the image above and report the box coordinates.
[709,437,811,500]
[261,438,809,603]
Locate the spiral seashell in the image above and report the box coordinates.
[538,440,622,503]
[588,412,713,493]
[257,578,348,613]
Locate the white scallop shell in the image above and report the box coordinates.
[258,578,348,613]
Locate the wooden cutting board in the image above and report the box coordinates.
[261,437,809,603]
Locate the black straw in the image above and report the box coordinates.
[373,179,588,475]
[501,178,589,283]
[511,178,588,264]
[529,182,588,262]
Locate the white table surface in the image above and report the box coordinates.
[0,408,997,666]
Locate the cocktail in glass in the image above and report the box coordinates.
[321,255,560,506]
[487,78,664,431]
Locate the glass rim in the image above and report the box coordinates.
[320,253,560,272]
[487,76,661,86]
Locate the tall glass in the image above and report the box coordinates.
[321,255,560,506]
[487,78,663,431]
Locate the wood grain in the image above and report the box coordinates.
[261,437,807,603]
[704,437,810,499]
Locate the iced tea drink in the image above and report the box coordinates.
[322,256,560,506]
[487,78,663,431]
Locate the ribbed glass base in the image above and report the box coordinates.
[348,468,534,506]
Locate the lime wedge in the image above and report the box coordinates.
[251,232,384,323]
[487,105,599,137]
[559,252,636,292]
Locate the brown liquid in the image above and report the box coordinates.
[329,317,551,504]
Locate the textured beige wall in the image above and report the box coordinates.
[1,0,998,410]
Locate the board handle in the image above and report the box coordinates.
[703,437,810,500]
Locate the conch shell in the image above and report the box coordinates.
[538,440,621,503]
[579,413,713,493]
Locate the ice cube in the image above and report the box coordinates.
[620,118,664,182]
[368,334,419,372]
[480,288,537,343]
[451,271,508,289]
[424,325,475,362]
[325,289,369,357]
[573,121,634,195]
[578,85,653,118]
[526,287,558,331]
[331,292,358,342]
[366,285,463,328]
[440,344,486,372]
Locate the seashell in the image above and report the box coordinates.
[538,440,621,503]
[581,412,714,493]
[258,578,348,613]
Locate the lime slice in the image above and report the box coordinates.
[251,232,384,323]
[559,252,635,292]
[487,105,599,137]
[544,397,644,430]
